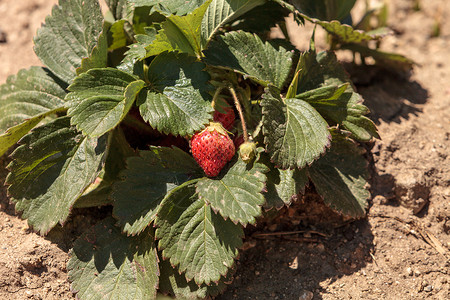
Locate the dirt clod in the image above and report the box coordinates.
[394,171,430,214]
[424,285,433,292]
[443,220,450,234]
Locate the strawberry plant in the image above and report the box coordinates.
[0,0,383,299]
[293,0,415,71]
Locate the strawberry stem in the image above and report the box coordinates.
[228,85,249,143]
[211,86,225,110]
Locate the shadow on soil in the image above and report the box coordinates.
[217,193,375,300]
[346,64,429,124]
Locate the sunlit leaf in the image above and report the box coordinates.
[6,117,107,234]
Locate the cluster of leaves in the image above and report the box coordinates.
[0,0,385,299]
[293,0,415,71]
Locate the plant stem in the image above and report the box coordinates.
[211,86,225,110]
[228,85,249,143]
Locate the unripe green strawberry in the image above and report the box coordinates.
[190,122,235,177]
[239,141,257,163]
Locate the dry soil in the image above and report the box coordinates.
[0,0,448,299]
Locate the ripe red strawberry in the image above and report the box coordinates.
[190,122,235,177]
[233,135,245,149]
[213,99,235,130]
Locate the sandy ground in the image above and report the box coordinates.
[0,0,449,299]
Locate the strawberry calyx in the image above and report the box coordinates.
[200,121,229,136]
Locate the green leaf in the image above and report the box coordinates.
[159,258,228,299]
[74,127,135,208]
[296,84,348,102]
[144,0,212,58]
[297,85,379,143]
[0,67,66,132]
[109,20,129,51]
[341,43,415,73]
[106,0,132,20]
[132,8,166,34]
[196,156,267,225]
[201,0,266,46]
[308,19,390,44]
[203,31,296,88]
[156,182,243,285]
[261,89,331,170]
[260,152,308,210]
[131,0,206,16]
[33,0,104,83]
[73,177,112,209]
[67,68,143,137]
[229,1,291,33]
[297,51,379,141]
[68,217,159,300]
[0,67,67,157]
[271,0,305,24]
[125,27,158,61]
[137,52,213,136]
[77,24,108,76]
[112,147,202,236]
[286,67,301,100]
[0,107,66,158]
[292,0,356,21]
[117,55,146,80]
[102,129,136,183]
[6,117,107,234]
[308,132,369,217]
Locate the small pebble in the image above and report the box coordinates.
[373,195,388,205]
[414,270,421,277]
[268,224,277,232]
[406,267,413,276]
[424,285,433,292]
[20,225,30,234]
[316,243,325,252]
[289,257,299,270]
[298,290,313,300]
